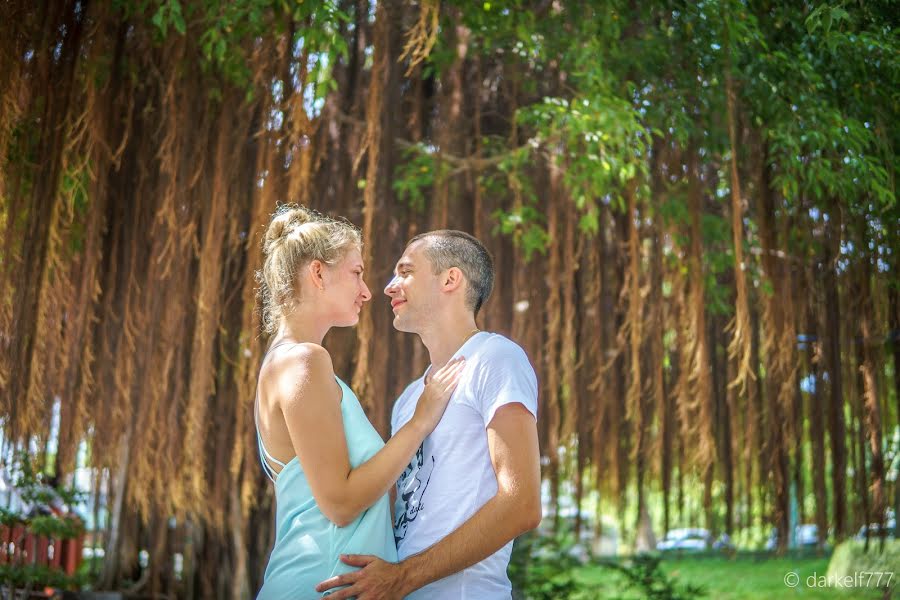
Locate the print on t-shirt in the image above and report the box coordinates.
[394,443,434,544]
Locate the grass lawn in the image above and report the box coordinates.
[574,553,892,599]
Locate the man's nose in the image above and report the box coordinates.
[384,274,400,296]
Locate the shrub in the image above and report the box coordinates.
[826,539,899,594]
[510,530,706,600]
[598,555,706,600]
[510,530,602,599]
[0,451,86,594]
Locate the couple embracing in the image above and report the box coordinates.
[254,205,541,599]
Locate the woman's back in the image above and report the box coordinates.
[255,348,396,600]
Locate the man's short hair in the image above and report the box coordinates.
[408,230,494,316]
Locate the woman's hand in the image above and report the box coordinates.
[413,357,466,432]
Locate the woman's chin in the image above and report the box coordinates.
[338,314,360,328]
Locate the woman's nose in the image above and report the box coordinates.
[360,279,372,301]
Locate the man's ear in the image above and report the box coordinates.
[442,267,464,292]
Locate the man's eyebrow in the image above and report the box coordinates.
[395,260,414,272]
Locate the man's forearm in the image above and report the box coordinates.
[398,492,539,594]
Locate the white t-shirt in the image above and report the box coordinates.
[390,332,539,600]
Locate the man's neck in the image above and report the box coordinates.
[421,317,480,373]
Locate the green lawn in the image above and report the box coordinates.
[574,554,892,599]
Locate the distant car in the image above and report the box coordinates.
[765,524,822,550]
[657,528,711,552]
[795,524,820,547]
[856,519,897,540]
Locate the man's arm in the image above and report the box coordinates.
[316,402,541,599]
[397,402,541,590]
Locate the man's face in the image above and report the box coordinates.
[384,240,442,333]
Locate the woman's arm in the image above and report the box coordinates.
[268,343,462,527]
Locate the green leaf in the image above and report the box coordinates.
[151,6,166,35]
[172,12,186,35]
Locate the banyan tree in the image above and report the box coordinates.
[1,0,897,597]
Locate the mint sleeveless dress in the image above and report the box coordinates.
[255,347,397,599]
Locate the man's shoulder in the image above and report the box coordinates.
[474,332,533,366]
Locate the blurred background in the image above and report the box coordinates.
[0,0,897,598]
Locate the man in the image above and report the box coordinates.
[317,230,542,599]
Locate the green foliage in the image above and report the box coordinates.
[0,508,22,528]
[115,0,350,98]
[0,564,88,590]
[0,452,86,591]
[392,144,448,213]
[745,1,897,214]
[510,530,707,600]
[393,136,555,260]
[805,4,853,38]
[59,164,92,256]
[509,531,601,600]
[578,554,855,599]
[390,0,896,302]
[150,0,187,37]
[598,555,707,600]
[11,452,81,509]
[6,451,85,532]
[492,206,549,262]
[26,515,84,540]
[517,92,647,215]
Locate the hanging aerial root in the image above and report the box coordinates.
[400,0,440,76]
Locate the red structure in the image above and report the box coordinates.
[0,518,84,576]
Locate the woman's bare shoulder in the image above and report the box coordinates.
[260,343,336,403]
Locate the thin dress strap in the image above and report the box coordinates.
[255,341,298,483]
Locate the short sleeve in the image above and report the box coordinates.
[472,338,539,427]
[390,402,398,436]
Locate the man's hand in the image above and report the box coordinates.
[315,555,407,600]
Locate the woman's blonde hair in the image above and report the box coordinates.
[257,204,362,334]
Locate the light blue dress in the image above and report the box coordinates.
[255,372,397,599]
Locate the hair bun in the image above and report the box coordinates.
[263,204,315,255]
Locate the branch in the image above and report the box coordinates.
[330,108,536,173]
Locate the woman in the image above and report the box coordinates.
[253,205,464,599]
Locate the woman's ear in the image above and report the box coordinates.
[308,259,326,290]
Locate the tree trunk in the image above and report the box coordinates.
[757,146,790,552]
[101,422,141,588]
[748,305,764,530]
[793,347,807,527]
[823,204,849,539]
[807,274,828,551]
[857,238,886,548]
[543,158,562,532]
[852,337,871,546]
[723,352,735,536]
[709,315,722,537]
[890,283,900,539]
